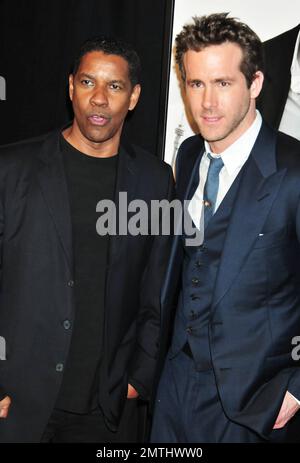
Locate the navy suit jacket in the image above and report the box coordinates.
[160,122,300,440]
[0,128,174,442]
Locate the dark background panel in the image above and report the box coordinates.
[0,0,174,157]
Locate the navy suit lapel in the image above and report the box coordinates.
[176,136,204,201]
[161,137,204,308]
[212,123,286,309]
[37,131,73,271]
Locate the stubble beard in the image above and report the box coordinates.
[200,99,251,145]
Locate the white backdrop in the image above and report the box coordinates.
[164,0,300,167]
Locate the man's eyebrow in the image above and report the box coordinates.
[76,74,127,85]
[213,77,235,82]
[186,78,203,84]
[109,79,126,85]
[77,73,95,80]
[186,77,235,84]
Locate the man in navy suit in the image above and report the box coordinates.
[151,13,300,443]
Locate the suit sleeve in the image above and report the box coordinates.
[128,166,175,399]
[287,198,300,401]
[0,157,8,401]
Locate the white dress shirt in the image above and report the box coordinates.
[188,110,262,229]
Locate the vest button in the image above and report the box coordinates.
[191,277,200,286]
[186,326,193,334]
[195,260,202,268]
[203,199,211,208]
[67,280,74,288]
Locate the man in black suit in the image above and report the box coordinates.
[151,13,300,443]
[0,36,174,442]
[257,23,300,138]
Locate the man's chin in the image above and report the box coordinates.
[200,132,226,144]
[85,131,114,145]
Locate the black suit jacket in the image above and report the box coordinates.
[257,24,300,129]
[0,129,174,442]
[160,122,300,441]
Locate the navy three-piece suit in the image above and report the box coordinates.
[153,121,300,442]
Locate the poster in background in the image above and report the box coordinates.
[164,0,300,167]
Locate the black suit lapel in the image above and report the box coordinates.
[258,24,300,128]
[107,142,138,266]
[37,131,73,271]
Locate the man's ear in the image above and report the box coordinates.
[128,84,141,111]
[250,71,264,99]
[69,74,74,102]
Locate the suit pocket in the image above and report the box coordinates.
[253,226,288,249]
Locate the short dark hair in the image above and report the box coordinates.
[175,13,263,88]
[72,36,141,87]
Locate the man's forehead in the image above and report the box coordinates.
[76,51,130,78]
[183,43,244,74]
[184,42,243,59]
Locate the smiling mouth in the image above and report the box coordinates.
[88,114,111,126]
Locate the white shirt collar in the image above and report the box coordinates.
[204,110,262,176]
[291,28,300,94]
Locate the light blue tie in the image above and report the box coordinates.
[203,153,224,228]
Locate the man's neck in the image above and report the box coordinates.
[62,125,119,158]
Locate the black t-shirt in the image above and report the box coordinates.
[55,134,118,413]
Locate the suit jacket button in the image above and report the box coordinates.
[186,326,193,334]
[63,320,71,330]
[56,363,64,372]
[67,280,74,288]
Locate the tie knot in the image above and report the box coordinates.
[207,153,224,171]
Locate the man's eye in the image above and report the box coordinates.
[110,83,122,90]
[219,81,230,87]
[191,81,202,88]
[81,79,93,86]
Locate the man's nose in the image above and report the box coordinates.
[202,87,217,110]
[90,86,109,106]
